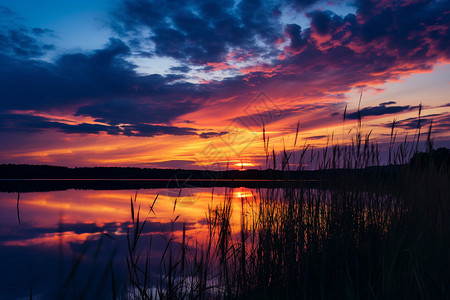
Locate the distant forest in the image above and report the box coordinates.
[1,148,449,180]
[0,163,405,180]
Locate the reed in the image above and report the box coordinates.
[58,104,449,299]
[145,104,448,299]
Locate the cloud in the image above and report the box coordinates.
[307,10,337,36]
[234,107,291,127]
[0,5,16,17]
[285,0,323,10]
[113,0,283,64]
[0,24,54,58]
[199,131,228,139]
[0,113,116,135]
[353,0,450,61]
[346,102,413,120]
[0,113,200,137]
[0,36,213,130]
[75,99,199,126]
[122,123,197,137]
[143,159,198,169]
[384,113,450,132]
[240,0,450,98]
[0,5,55,58]
[0,38,135,112]
[379,101,396,106]
[306,134,327,140]
[284,24,308,51]
[170,65,192,73]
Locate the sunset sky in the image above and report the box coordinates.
[0,0,449,169]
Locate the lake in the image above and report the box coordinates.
[0,177,420,299]
[0,184,271,299]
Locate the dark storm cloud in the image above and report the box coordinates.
[113,0,283,64]
[346,102,412,120]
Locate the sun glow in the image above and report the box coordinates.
[235,162,255,171]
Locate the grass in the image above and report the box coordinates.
[53,105,450,299]
[123,150,448,298]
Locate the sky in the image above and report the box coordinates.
[0,0,449,170]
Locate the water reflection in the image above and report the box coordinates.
[0,186,396,299]
[0,187,253,298]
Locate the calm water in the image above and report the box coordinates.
[0,186,259,299]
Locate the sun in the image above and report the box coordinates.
[235,162,255,171]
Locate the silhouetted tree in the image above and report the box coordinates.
[409,147,450,170]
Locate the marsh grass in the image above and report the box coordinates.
[122,143,448,299]
[57,105,449,299]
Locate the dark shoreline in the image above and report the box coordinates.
[0,164,405,192]
[0,163,404,179]
[0,178,325,193]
